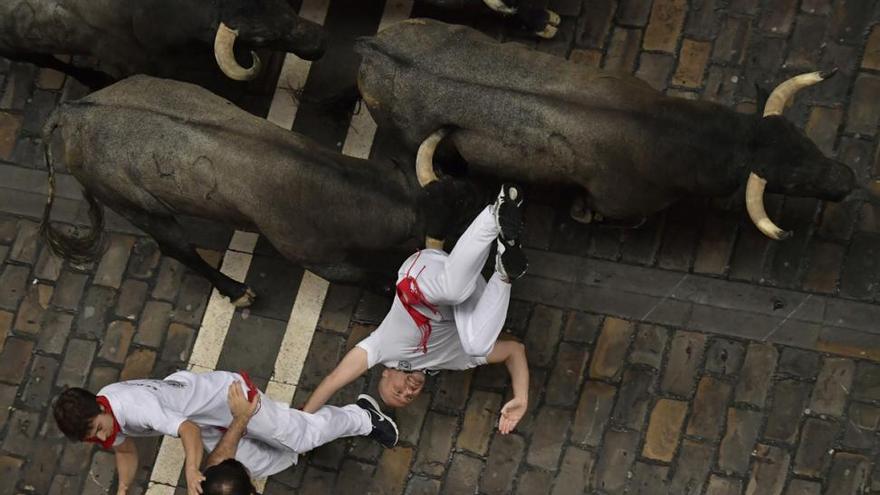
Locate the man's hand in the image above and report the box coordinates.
[228,382,260,419]
[487,340,529,435]
[185,466,205,495]
[499,396,527,434]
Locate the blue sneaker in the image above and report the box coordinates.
[356,394,399,448]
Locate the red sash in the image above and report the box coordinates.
[216,370,259,433]
[86,396,121,450]
[238,370,258,402]
[396,251,438,354]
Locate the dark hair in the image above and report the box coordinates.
[202,459,255,495]
[53,387,101,441]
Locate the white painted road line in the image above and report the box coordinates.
[188,233,259,371]
[264,271,330,402]
[341,0,414,159]
[146,0,331,490]
[147,0,412,491]
[267,0,332,129]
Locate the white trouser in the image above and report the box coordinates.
[417,206,511,357]
[242,394,371,454]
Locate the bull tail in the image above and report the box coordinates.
[40,117,105,264]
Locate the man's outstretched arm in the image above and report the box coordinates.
[303,347,369,413]
[114,437,138,495]
[179,421,205,495]
[486,339,529,434]
[205,383,261,468]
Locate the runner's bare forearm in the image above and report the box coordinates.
[205,415,249,468]
[114,438,138,494]
[488,340,529,401]
[303,347,369,413]
[504,342,529,401]
[179,421,204,472]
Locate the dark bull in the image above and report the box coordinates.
[40,76,477,306]
[0,0,327,87]
[356,19,861,241]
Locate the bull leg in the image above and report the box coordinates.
[1,52,115,90]
[518,8,560,38]
[113,207,255,307]
[506,0,559,39]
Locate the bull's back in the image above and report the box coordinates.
[53,76,420,258]
[362,19,650,103]
[358,20,663,182]
[0,0,133,55]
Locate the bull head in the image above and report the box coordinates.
[747,70,855,240]
[214,0,327,80]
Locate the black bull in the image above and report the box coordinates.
[41,76,478,306]
[0,0,326,87]
[356,19,860,240]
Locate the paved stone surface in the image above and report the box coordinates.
[1,1,880,494]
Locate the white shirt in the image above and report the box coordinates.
[357,250,488,371]
[200,427,297,479]
[99,370,245,447]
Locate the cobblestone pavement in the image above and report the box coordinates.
[1,0,879,494]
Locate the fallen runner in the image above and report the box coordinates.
[304,185,531,434]
[52,370,397,494]
[198,382,387,495]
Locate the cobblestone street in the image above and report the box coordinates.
[0,0,879,494]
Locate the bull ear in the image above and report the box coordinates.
[754,84,770,115]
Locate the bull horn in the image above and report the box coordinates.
[214,22,262,81]
[749,70,833,240]
[763,70,833,117]
[745,172,791,240]
[416,128,447,187]
[417,129,448,249]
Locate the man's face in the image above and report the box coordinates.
[378,369,425,408]
[85,410,115,442]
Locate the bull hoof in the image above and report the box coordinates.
[536,23,559,39]
[534,10,560,39]
[231,288,256,308]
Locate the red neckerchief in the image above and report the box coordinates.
[216,370,258,433]
[86,396,121,450]
[396,251,439,354]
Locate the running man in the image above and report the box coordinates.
[304,185,530,434]
[52,370,396,495]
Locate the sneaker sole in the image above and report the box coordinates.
[358,394,400,441]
